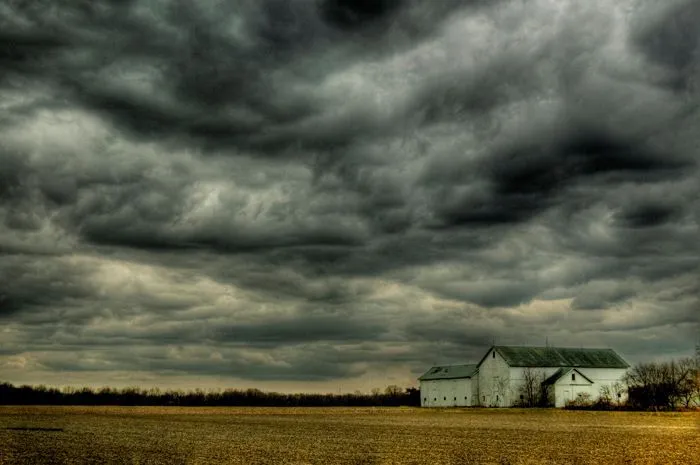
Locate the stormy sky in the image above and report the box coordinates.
[1,0,698,392]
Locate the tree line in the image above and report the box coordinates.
[0,382,421,407]
[624,357,699,410]
[1,356,697,410]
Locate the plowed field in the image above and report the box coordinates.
[1,407,697,464]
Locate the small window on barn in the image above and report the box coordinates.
[454,397,457,401]
[464,396,468,400]
[492,351,495,359]
[433,398,436,401]
[496,395,499,402]
[572,373,576,381]
[424,398,427,402]
[444,397,446,401]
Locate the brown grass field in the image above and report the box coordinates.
[0,406,698,465]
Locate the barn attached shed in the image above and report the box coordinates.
[418,364,478,407]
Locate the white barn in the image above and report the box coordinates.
[420,346,629,408]
[418,364,478,407]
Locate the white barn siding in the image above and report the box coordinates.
[420,379,473,407]
[552,375,594,408]
[477,348,510,406]
[576,368,627,385]
[574,368,628,405]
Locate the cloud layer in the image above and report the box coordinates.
[1,0,698,390]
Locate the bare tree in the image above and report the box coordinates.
[598,384,612,407]
[493,376,509,407]
[519,368,538,407]
[611,382,625,405]
[384,385,403,396]
[676,358,700,408]
[625,357,698,409]
[518,368,548,407]
[539,382,552,407]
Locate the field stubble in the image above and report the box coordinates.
[0,406,698,465]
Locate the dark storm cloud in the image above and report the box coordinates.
[211,314,387,346]
[0,0,472,154]
[318,0,402,31]
[632,0,700,92]
[430,120,691,228]
[615,203,682,229]
[1,0,699,386]
[425,279,538,309]
[0,256,94,317]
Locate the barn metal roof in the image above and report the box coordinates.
[418,364,478,381]
[487,346,629,368]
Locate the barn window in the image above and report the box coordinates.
[424,398,427,402]
[464,396,468,400]
[433,398,436,401]
[572,373,576,381]
[454,397,457,401]
[496,395,499,402]
[492,351,495,359]
[443,397,446,401]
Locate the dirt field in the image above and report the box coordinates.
[0,406,697,465]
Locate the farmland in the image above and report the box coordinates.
[0,407,697,465]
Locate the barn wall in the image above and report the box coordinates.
[420,379,473,407]
[576,368,627,384]
[577,368,628,405]
[477,349,510,406]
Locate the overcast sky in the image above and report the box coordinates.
[1,0,698,392]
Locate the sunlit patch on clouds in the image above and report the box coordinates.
[0,0,698,391]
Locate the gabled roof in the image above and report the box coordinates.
[418,364,478,381]
[542,367,594,385]
[478,346,629,369]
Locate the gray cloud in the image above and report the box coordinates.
[632,0,700,92]
[0,0,698,389]
[0,256,94,317]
